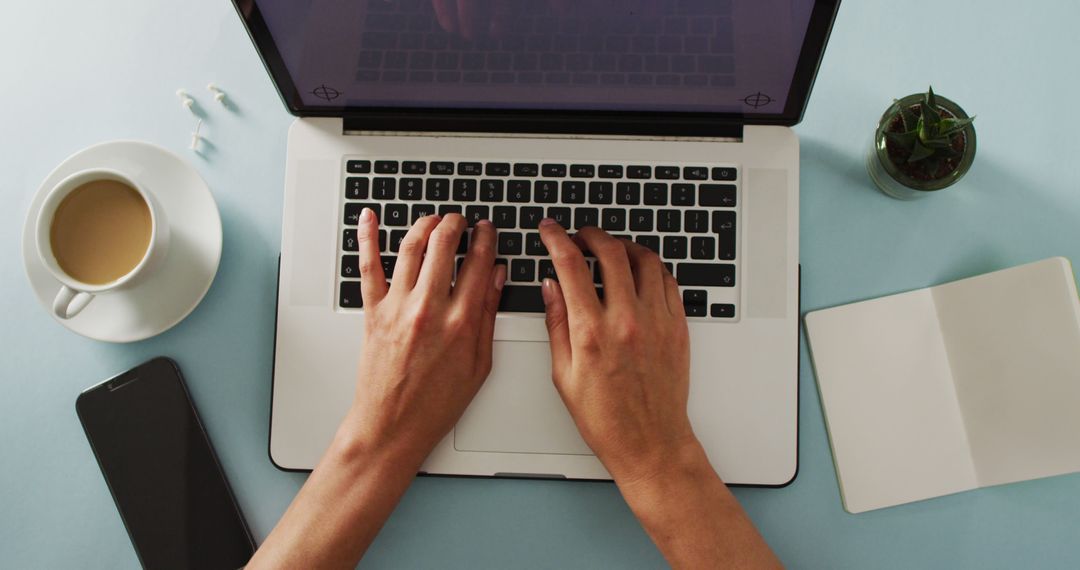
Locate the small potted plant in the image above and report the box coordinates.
[867,87,976,199]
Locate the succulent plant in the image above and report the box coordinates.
[882,86,975,170]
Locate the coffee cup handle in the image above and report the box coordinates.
[53,285,94,319]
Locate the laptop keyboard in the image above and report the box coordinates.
[338,158,739,320]
[356,0,734,87]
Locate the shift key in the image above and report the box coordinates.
[676,263,735,287]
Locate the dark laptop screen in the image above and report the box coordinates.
[244,0,820,118]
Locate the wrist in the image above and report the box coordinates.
[610,436,714,496]
[329,410,432,475]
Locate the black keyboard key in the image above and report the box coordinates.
[341,255,360,278]
[402,161,427,174]
[629,209,654,232]
[513,163,539,177]
[570,164,595,178]
[656,166,680,179]
[700,184,737,207]
[493,206,517,228]
[562,181,586,204]
[411,204,436,223]
[459,162,483,176]
[497,285,545,312]
[627,165,652,179]
[526,233,548,256]
[601,208,627,232]
[683,288,707,308]
[430,161,455,175]
[691,236,715,259]
[663,236,688,259]
[343,229,359,252]
[379,229,388,252]
[534,180,559,203]
[644,183,668,205]
[684,303,707,317]
[374,160,399,174]
[538,260,558,281]
[636,235,660,253]
[389,229,407,253]
[511,259,536,282]
[344,203,380,225]
[384,204,408,225]
[589,182,613,204]
[346,160,371,174]
[425,178,450,201]
[575,207,599,229]
[599,165,624,179]
[457,233,469,255]
[397,178,422,201]
[710,303,736,318]
[346,177,369,200]
[373,178,396,200]
[677,263,735,287]
[542,164,567,177]
[713,210,736,260]
[480,180,505,202]
[339,281,363,308]
[465,205,489,226]
[381,255,397,277]
[548,207,572,229]
[683,166,708,180]
[685,210,709,233]
[453,179,478,201]
[616,182,641,205]
[657,209,681,232]
[498,232,523,255]
[439,205,463,216]
[520,207,544,229]
[672,184,695,206]
[508,180,531,203]
[712,167,738,181]
[486,162,511,176]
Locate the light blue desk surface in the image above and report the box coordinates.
[3,1,1079,568]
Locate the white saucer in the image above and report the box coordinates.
[22,141,222,343]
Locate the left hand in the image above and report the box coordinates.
[342,209,506,463]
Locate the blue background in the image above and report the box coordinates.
[2,1,1079,568]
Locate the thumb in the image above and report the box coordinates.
[541,278,572,380]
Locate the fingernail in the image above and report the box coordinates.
[541,278,558,305]
[539,218,557,227]
[494,266,507,291]
[477,219,493,228]
[360,207,373,221]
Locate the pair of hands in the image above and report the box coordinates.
[348,208,695,484]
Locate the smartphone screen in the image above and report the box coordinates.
[76,357,254,569]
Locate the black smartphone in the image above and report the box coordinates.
[76,357,255,570]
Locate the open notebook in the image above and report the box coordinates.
[805,257,1080,513]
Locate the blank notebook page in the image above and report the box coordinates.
[805,288,978,514]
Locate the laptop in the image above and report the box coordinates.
[236,0,839,485]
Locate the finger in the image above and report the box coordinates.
[391,214,442,291]
[453,219,496,306]
[456,0,490,40]
[573,227,636,307]
[663,266,684,318]
[488,0,514,36]
[357,207,387,305]
[432,0,460,34]
[622,239,665,300]
[474,263,507,377]
[539,219,601,316]
[416,213,467,296]
[541,278,572,383]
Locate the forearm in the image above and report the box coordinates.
[616,442,783,570]
[248,415,426,569]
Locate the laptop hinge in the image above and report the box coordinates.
[342,112,743,140]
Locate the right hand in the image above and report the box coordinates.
[538,221,699,485]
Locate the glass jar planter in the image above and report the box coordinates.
[867,93,977,200]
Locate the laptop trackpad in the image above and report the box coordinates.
[454,341,593,456]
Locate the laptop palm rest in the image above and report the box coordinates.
[454,340,593,457]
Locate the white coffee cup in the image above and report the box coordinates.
[35,168,170,319]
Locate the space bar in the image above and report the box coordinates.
[498,286,545,313]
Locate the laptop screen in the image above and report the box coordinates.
[239,0,832,122]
